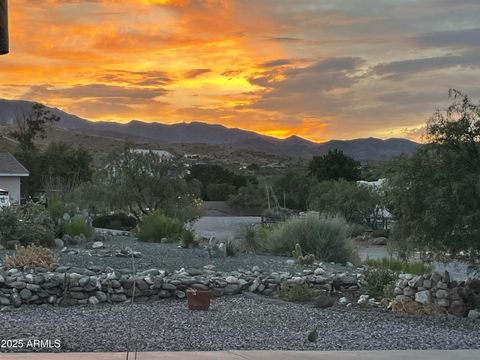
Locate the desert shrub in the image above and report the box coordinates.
[5,244,57,269]
[349,223,368,238]
[371,229,391,238]
[181,229,198,248]
[261,214,356,264]
[363,267,396,300]
[92,214,137,230]
[225,241,237,257]
[363,257,432,275]
[0,203,55,247]
[138,211,184,242]
[227,184,267,209]
[278,282,315,303]
[205,183,237,201]
[64,219,95,240]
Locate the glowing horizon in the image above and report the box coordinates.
[1,1,480,142]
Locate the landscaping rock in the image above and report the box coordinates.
[415,290,432,305]
[313,295,335,309]
[53,238,64,248]
[92,241,104,249]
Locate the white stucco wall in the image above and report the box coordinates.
[0,176,22,203]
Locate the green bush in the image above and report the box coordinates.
[181,229,198,248]
[64,220,95,240]
[0,203,55,247]
[205,183,237,201]
[260,214,356,264]
[277,282,315,303]
[363,257,432,275]
[363,267,396,300]
[138,211,184,242]
[371,229,391,238]
[92,214,137,230]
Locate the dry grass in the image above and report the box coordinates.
[5,244,57,269]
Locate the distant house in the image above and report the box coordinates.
[0,153,29,204]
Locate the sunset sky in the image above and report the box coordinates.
[1,0,480,142]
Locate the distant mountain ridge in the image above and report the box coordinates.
[0,99,420,160]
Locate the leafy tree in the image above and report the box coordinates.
[10,103,60,152]
[17,142,93,198]
[273,170,316,210]
[205,183,237,201]
[308,180,379,225]
[227,184,267,209]
[77,148,202,221]
[309,149,361,182]
[187,164,248,200]
[387,89,480,261]
[41,142,93,191]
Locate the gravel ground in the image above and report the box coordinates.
[0,236,309,273]
[1,294,479,353]
[191,216,261,241]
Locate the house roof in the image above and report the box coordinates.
[0,153,29,176]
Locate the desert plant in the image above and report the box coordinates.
[138,211,184,242]
[371,229,391,238]
[291,243,315,265]
[5,244,57,269]
[0,203,55,247]
[92,213,137,230]
[225,240,237,257]
[277,282,315,303]
[362,267,396,300]
[363,258,432,275]
[262,214,356,264]
[181,229,198,249]
[64,219,95,240]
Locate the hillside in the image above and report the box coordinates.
[0,99,420,161]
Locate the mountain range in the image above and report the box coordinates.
[0,99,419,161]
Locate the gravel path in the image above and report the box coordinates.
[0,236,307,273]
[191,216,261,242]
[1,295,479,353]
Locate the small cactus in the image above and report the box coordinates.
[292,243,315,265]
[292,243,303,258]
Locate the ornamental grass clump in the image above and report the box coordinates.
[262,214,357,264]
[277,282,315,303]
[5,244,57,269]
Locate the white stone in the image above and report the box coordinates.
[252,266,260,272]
[468,309,479,320]
[339,297,348,305]
[88,296,99,305]
[346,262,354,267]
[314,267,325,275]
[92,241,104,249]
[286,259,295,265]
[225,276,238,284]
[404,273,413,280]
[357,294,369,305]
[415,290,431,304]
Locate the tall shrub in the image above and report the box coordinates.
[261,214,356,264]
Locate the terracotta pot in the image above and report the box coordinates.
[186,288,212,310]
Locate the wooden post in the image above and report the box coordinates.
[0,0,8,55]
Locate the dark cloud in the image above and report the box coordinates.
[372,50,480,79]
[413,28,480,49]
[24,84,168,102]
[248,57,364,115]
[261,59,292,68]
[183,69,212,79]
[99,70,175,86]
